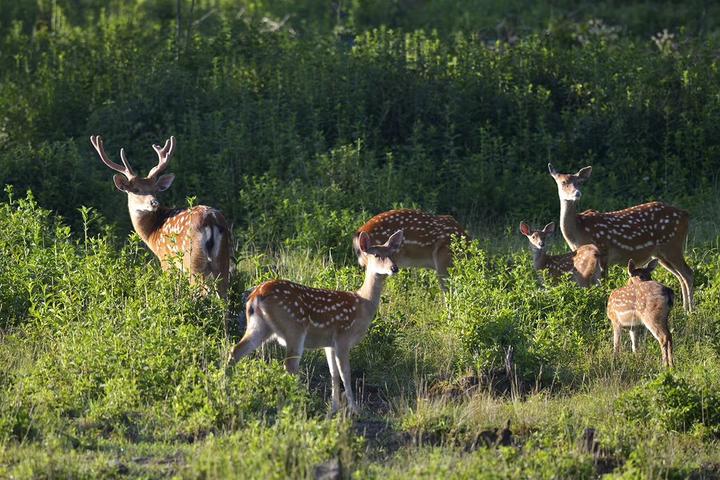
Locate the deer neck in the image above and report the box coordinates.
[127,204,167,252]
[530,247,548,270]
[356,270,388,314]
[559,199,583,250]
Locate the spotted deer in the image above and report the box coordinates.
[228,230,404,413]
[519,221,602,287]
[607,259,674,367]
[548,164,693,311]
[353,209,467,291]
[91,135,231,297]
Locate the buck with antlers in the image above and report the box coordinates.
[228,230,404,414]
[519,221,603,287]
[91,135,231,297]
[353,209,467,291]
[607,259,675,368]
[548,164,693,311]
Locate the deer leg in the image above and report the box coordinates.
[613,324,622,356]
[643,322,672,368]
[628,328,638,353]
[334,343,357,414]
[657,255,693,312]
[599,255,609,281]
[433,244,452,293]
[324,347,342,413]
[227,314,272,365]
[283,332,306,374]
[666,334,674,368]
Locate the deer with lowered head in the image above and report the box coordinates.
[353,209,468,291]
[228,230,404,414]
[607,259,674,368]
[91,135,231,297]
[519,221,603,287]
[548,164,693,311]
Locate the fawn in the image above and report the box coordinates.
[519,221,602,287]
[607,259,675,367]
[354,209,468,291]
[228,230,404,413]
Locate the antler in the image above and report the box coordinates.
[90,135,136,179]
[147,136,176,179]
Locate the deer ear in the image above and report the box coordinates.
[386,229,404,252]
[156,173,175,191]
[646,258,660,272]
[519,222,531,236]
[548,163,558,176]
[577,166,592,179]
[627,259,636,273]
[113,174,131,192]
[358,232,371,253]
[543,222,555,235]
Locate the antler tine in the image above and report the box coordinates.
[90,135,136,179]
[147,136,176,179]
[119,148,137,177]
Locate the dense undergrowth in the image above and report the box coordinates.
[2,189,720,478]
[2,1,720,478]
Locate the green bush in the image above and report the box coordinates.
[446,238,610,384]
[619,367,720,436]
[0,191,309,444]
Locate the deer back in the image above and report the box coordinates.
[577,202,688,263]
[354,209,467,266]
[607,280,673,326]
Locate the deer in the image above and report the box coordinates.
[548,164,693,311]
[91,135,231,297]
[227,230,404,414]
[353,209,468,291]
[519,221,603,287]
[607,259,675,368]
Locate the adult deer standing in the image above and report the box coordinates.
[548,164,693,311]
[91,135,231,297]
[353,209,467,291]
[228,230,404,414]
[519,221,603,287]
[607,259,675,368]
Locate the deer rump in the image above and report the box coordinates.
[158,206,230,272]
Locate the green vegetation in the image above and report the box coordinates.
[1,1,720,478]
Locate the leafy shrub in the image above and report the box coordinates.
[619,369,720,436]
[0,191,308,444]
[446,238,611,384]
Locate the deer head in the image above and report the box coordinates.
[356,230,403,276]
[548,164,592,202]
[519,221,555,251]
[91,135,177,213]
[627,258,659,284]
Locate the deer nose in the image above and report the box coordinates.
[391,264,399,274]
[574,191,582,200]
[150,199,159,208]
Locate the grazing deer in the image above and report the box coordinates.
[353,209,467,291]
[607,259,674,367]
[519,221,603,287]
[228,230,404,413]
[91,135,231,297]
[548,164,693,311]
